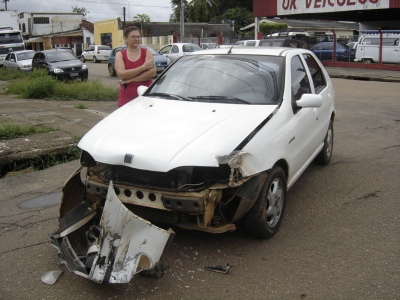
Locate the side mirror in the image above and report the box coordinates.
[296,94,323,108]
[137,85,148,96]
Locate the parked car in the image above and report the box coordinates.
[258,38,308,49]
[50,47,335,284]
[32,49,88,81]
[235,39,261,46]
[158,42,201,63]
[3,50,35,71]
[200,43,217,49]
[80,45,112,63]
[107,45,170,77]
[311,41,355,62]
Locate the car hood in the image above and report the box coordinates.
[49,60,83,68]
[79,96,277,172]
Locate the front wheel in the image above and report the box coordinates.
[108,64,116,76]
[316,120,333,165]
[242,166,287,239]
[80,56,86,62]
[93,56,99,63]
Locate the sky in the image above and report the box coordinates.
[4,0,174,22]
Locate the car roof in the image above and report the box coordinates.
[188,47,306,57]
[8,50,35,54]
[36,49,72,53]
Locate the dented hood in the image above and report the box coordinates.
[79,96,277,172]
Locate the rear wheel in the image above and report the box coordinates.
[363,58,374,64]
[93,56,99,63]
[242,166,287,239]
[316,120,333,165]
[80,56,86,62]
[108,64,116,76]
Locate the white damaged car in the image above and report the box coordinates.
[50,47,335,283]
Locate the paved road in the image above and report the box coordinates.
[0,76,399,299]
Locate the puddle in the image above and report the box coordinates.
[18,192,62,209]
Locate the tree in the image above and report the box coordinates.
[72,6,88,16]
[211,7,253,34]
[170,0,219,23]
[259,22,288,36]
[133,14,150,23]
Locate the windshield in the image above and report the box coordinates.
[0,32,24,44]
[147,54,283,105]
[17,51,35,60]
[46,51,77,63]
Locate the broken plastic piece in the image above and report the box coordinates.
[41,269,63,285]
[204,264,233,274]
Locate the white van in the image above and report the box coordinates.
[355,30,400,64]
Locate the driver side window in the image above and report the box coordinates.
[291,55,311,102]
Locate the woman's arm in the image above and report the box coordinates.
[115,50,145,81]
[120,49,157,84]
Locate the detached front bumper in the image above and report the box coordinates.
[50,181,174,284]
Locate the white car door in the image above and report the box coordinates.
[284,54,319,180]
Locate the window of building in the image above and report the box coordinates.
[33,17,50,24]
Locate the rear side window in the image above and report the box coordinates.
[302,54,327,93]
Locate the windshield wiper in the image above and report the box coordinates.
[188,95,249,104]
[147,92,191,101]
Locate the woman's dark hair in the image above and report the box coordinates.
[123,26,140,37]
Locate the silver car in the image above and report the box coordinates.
[3,50,36,71]
[158,42,201,63]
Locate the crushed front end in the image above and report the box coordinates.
[50,150,267,283]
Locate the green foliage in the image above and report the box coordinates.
[212,7,253,35]
[259,22,289,36]
[2,69,118,101]
[72,6,88,16]
[26,75,57,98]
[133,14,150,23]
[0,123,57,139]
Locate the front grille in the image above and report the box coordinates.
[114,165,177,189]
[64,66,82,72]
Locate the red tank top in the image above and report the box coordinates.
[118,47,152,107]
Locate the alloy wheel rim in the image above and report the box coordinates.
[266,178,284,228]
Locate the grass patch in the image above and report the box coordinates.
[0,123,57,139]
[1,68,118,101]
[1,144,81,178]
[74,103,87,109]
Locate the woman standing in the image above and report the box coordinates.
[115,26,156,107]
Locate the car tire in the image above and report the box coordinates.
[316,120,333,165]
[363,58,374,64]
[108,64,116,76]
[80,56,86,63]
[93,56,99,63]
[242,166,287,239]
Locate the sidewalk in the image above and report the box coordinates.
[325,66,400,82]
[1,67,399,176]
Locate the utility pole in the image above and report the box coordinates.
[180,0,184,42]
[4,0,10,11]
[123,7,126,28]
